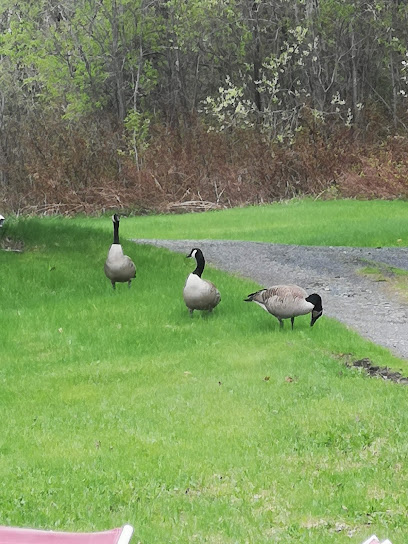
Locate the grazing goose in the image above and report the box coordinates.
[183,248,221,316]
[104,214,136,289]
[244,285,323,329]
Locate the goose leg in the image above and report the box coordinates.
[111,281,116,290]
[189,308,194,317]
[291,317,295,330]
[279,319,284,329]
[128,280,132,288]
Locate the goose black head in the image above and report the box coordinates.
[0,214,4,228]
[186,248,205,277]
[186,248,202,259]
[305,293,323,327]
[112,213,120,224]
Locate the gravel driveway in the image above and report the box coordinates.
[134,239,408,361]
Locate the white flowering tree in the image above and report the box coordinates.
[202,0,408,140]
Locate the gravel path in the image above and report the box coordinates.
[134,239,408,360]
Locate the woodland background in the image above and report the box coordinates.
[1,0,408,215]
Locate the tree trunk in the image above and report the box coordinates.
[350,23,359,127]
[250,1,262,113]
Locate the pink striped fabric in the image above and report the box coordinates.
[0,526,124,544]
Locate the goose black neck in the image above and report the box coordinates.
[193,252,205,277]
[113,220,120,244]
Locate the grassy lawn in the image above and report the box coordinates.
[1,204,407,543]
[106,199,407,247]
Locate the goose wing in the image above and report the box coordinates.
[245,285,311,317]
[205,279,221,306]
[263,285,311,318]
[123,255,136,278]
[245,286,305,305]
[264,285,308,302]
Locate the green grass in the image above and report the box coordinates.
[0,211,408,543]
[101,199,407,247]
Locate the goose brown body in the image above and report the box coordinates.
[245,284,322,328]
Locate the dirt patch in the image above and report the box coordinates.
[341,356,408,385]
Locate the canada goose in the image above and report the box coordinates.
[183,248,221,316]
[244,285,323,329]
[0,214,4,227]
[104,214,136,289]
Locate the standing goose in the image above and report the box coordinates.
[183,248,221,316]
[104,214,136,289]
[244,285,323,329]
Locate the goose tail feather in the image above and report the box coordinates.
[244,290,264,302]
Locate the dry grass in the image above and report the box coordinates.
[1,118,408,216]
